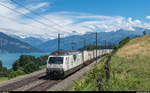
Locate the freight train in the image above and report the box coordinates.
[46,49,112,79]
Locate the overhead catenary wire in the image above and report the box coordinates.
[0,1,100,52]
[0,2,67,33]
[0,14,55,34]
[0,14,63,40]
[10,0,73,32]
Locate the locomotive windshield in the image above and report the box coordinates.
[48,57,64,64]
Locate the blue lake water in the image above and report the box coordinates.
[0,53,50,69]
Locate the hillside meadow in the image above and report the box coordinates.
[69,35,150,91]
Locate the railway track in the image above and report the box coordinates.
[14,74,61,91]
[27,80,61,91]
[0,72,46,91]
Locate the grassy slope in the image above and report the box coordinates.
[0,77,8,82]
[107,35,150,91]
[69,35,150,91]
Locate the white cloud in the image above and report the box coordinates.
[17,2,49,15]
[0,1,150,40]
[146,16,150,19]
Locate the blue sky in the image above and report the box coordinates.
[13,0,150,21]
[0,0,150,39]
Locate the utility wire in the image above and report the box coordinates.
[11,0,73,31]
[0,2,66,33]
[0,14,54,33]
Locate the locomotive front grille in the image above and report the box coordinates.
[47,68,64,79]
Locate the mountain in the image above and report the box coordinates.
[10,35,46,47]
[0,32,43,53]
[38,28,150,52]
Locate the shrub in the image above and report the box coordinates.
[16,69,25,76]
[8,69,25,79]
[8,71,17,79]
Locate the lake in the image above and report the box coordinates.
[0,53,50,69]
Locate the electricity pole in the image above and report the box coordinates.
[71,41,76,50]
[91,32,98,63]
[58,33,60,51]
[104,40,106,54]
[80,38,87,51]
[96,32,98,64]
[57,33,61,55]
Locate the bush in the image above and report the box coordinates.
[16,69,25,76]
[8,69,25,79]
[118,37,130,48]
[113,37,131,52]
[8,71,17,79]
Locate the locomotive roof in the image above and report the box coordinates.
[50,49,81,56]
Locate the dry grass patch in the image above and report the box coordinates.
[117,35,150,57]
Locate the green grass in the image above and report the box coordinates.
[104,55,150,91]
[39,65,46,69]
[68,54,150,91]
[0,77,8,82]
[68,56,108,91]
[68,35,150,91]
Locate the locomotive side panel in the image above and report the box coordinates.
[63,53,83,77]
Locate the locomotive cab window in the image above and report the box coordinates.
[48,57,64,64]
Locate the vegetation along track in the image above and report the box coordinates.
[105,55,111,80]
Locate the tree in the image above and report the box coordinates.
[78,44,101,51]
[19,55,32,67]
[23,61,39,74]
[36,56,48,66]
[143,31,146,36]
[12,60,20,71]
[12,55,47,75]
[113,37,131,52]
[12,55,37,71]
[118,37,131,48]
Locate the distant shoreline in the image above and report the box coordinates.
[0,52,50,69]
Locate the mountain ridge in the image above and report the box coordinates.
[0,32,43,53]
